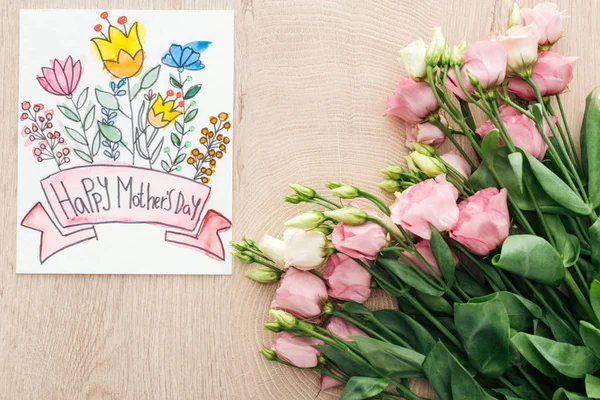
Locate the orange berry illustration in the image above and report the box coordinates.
[210,116,218,124]
[217,134,223,140]
[218,112,229,121]
[186,157,194,165]
[201,177,210,183]
[201,127,209,135]
[191,148,200,156]
[210,159,216,167]
[200,137,207,144]
[219,144,226,151]
[208,149,215,156]
[206,169,213,176]
[223,137,230,144]
[223,122,231,130]
[208,132,214,138]
[216,151,223,159]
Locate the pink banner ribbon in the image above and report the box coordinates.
[21,164,232,263]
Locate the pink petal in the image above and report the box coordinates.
[70,60,83,94]
[52,59,70,95]
[36,76,62,96]
[41,68,66,95]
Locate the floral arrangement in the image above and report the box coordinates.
[233,2,600,399]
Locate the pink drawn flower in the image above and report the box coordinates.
[37,56,83,97]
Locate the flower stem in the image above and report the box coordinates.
[127,80,137,166]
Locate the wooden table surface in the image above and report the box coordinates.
[0,0,595,398]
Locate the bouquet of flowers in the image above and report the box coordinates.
[232,2,600,399]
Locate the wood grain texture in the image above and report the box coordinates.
[0,0,596,398]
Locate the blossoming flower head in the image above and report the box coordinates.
[162,41,212,71]
[37,56,83,97]
[147,93,183,129]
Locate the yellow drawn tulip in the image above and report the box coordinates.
[92,22,144,79]
[148,94,183,129]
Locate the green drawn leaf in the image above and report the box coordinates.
[95,89,120,110]
[91,131,101,156]
[64,126,87,145]
[97,121,122,142]
[184,84,202,100]
[76,87,89,109]
[73,149,93,163]
[161,160,170,172]
[83,105,95,131]
[58,105,80,122]
[171,132,181,147]
[184,108,198,123]
[170,75,182,89]
[174,153,186,166]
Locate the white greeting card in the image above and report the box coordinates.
[17,10,234,274]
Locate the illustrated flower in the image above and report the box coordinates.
[323,253,372,303]
[400,240,458,276]
[271,331,324,368]
[507,51,577,101]
[390,174,459,240]
[92,19,144,78]
[271,267,328,319]
[405,119,446,148]
[147,94,183,129]
[283,227,329,270]
[36,56,83,97]
[324,316,367,341]
[498,24,540,76]
[441,151,472,178]
[476,104,556,160]
[385,77,439,124]
[446,39,507,98]
[519,2,566,48]
[450,188,510,256]
[162,41,212,71]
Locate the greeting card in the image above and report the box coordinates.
[17,10,234,274]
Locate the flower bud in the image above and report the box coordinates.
[313,224,334,236]
[244,237,259,250]
[244,267,281,283]
[425,27,446,66]
[398,38,427,79]
[450,41,466,66]
[230,241,247,252]
[270,309,298,329]
[285,211,326,230]
[508,2,520,28]
[259,234,286,269]
[379,179,402,193]
[324,207,369,226]
[405,155,420,173]
[467,70,480,87]
[284,195,303,204]
[381,165,404,180]
[412,142,436,156]
[260,347,278,360]
[325,181,343,189]
[289,184,316,198]
[331,185,360,199]
[441,44,451,66]
[322,301,335,314]
[264,322,285,333]
[409,152,446,178]
[231,251,254,264]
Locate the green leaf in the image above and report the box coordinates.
[552,388,590,400]
[341,302,371,316]
[492,292,542,332]
[91,131,101,156]
[580,321,600,359]
[454,295,510,378]
[581,89,600,209]
[183,84,202,100]
[161,160,170,172]
[371,310,436,355]
[57,105,80,122]
[140,64,161,90]
[352,336,425,378]
[590,220,600,270]
[492,235,565,286]
[508,152,523,192]
[64,126,87,145]
[151,138,164,165]
[545,215,581,267]
[545,312,581,345]
[76,87,89,109]
[423,341,496,400]
[97,121,122,142]
[586,374,600,398]
[171,132,181,147]
[534,319,554,339]
[184,108,198,123]
[591,280,600,322]
[481,129,500,164]
[469,163,498,191]
[455,270,489,297]
[73,149,93,163]
[511,332,600,378]
[429,224,455,287]
[377,255,445,297]
[340,377,390,400]
[316,345,377,377]
[83,105,95,131]
[523,151,591,215]
[175,120,184,134]
[414,291,453,315]
[95,89,120,110]
[174,153,186,166]
[169,75,182,89]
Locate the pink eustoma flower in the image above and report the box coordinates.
[476,104,556,160]
[320,374,343,390]
[331,211,387,260]
[325,315,367,341]
[400,240,459,276]
[271,331,324,368]
[323,253,372,303]
[37,56,83,97]
[405,120,446,148]
[440,151,473,178]
[450,188,510,256]
[390,174,459,240]
[271,267,328,319]
[385,77,439,125]
[519,2,566,47]
[446,40,507,99]
[507,51,577,101]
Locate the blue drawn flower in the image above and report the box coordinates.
[161,41,212,71]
